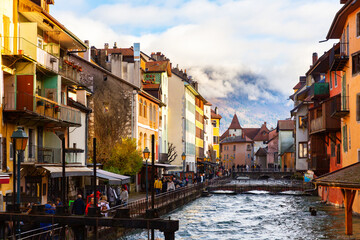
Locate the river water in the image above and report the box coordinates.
[126,189,360,239]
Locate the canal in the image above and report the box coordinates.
[126,191,360,239]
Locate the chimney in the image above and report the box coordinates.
[215,107,218,114]
[264,122,266,126]
[104,43,109,50]
[113,42,117,49]
[340,0,347,3]
[84,40,90,61]
[312,52,318,65]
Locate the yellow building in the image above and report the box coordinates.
[325,0,360,214]
[211,108,222,159]
[1,0,89,206]
[195,96,205,163]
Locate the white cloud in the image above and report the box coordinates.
[51,0,340,105]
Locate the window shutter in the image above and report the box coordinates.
[2,138,6,171]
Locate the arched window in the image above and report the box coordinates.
[139,132,143,149]
[144,101,147,118]
[150,103,153,123]
[144,133,147,149]
[139,99,142,117]
[153,106,156,123]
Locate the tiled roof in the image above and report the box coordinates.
[105,48,134,57]
[228,114,242,129]
[314,162,360,189]
[220,135,253,144]
[211,109,222,119]
[145,61,170,72]
[293,82,303,90]
[243,128,260,140]
[255,147,267,156]
[277,120,294,131]
[143,84,160,90]
[253,123,269,141]
[220,129,229,141]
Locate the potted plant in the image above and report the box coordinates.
[37,100,44,106]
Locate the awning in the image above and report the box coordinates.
[142,162,181,169]
[0,174,10,184]
[313,162,360,189]
[41,166,93,178]
[96,169,130,185]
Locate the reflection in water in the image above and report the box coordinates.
[126,192,360,240]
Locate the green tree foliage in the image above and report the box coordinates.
[104,138,143,176]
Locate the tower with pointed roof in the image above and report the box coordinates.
[228,114,243,137]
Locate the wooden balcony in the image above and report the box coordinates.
[59,58,81,85]
[330,94,349,119]
[310,82,329,100]
[329,43,349,72]
[309,100,340,134]
[3,92,81,127]
[310,154,330,176]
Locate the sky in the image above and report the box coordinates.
[51,0,341,134]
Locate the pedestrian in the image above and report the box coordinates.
[99,196,110,217]
[72,194,85,215]
[119,185,129,206]
[85,197,95,216]
[55,197,62,207]
[162,178,168,192]
[154,176,162,194]
[167,179,175,191]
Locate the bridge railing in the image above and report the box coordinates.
[233,168,295,172]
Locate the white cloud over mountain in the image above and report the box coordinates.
[51,0,341,129]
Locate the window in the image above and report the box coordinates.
[337,144,341,164]
[298,116,307,128]
[139,99,142,117]
[329,72,333,90]
[233,145,236,151]
[358,150,360,163]
[298,142,308,158]
[331,142,336,157]
[213,136,219,144]
[343,124,348,152]
[212,120,217,128]
[144,133,147,149]
[150,104,152,122]
[144,101,147,118]
[352,52,360,75]
[10,142,13,160]
[247,145,251,151]
[139,132,143,149]
[334,72,338,87]
[357,12,360,37]
[357,94,360,121]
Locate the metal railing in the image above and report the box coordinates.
[4,92,81,125]
[1,36,59,73]
[24,145,61,164]
[330,95,349,116]
[59,57,81,83]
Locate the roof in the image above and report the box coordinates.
[228,114,242,129]
[145,61,172,76]
[143,83,160,90]
[139,89,165,106]
[220,135,253,144]
[253,123,269,141]
[243,128,259,139]
[313,162,360,189]
[97,169,130,185]
[220,129,229,141]
[306,49,331,76]
[105,48,134,57]
[327,0,360,39]
[41,166,93,178]
[277,120,294,131]
[205,102,212,106]
[255,147,267,156]
[211,109,222,119]
[293,81,303,90]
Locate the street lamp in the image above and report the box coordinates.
[143,147,150,209]
[181,152,186,181]
[11,127,28,207]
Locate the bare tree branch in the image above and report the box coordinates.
[167,142,178,163]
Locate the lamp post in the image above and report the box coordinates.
[11,127,28,206]
[143,147,150,210]
[181,152,186,181]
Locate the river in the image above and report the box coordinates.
[125,190,360,240]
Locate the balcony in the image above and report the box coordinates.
[309,100,340,134]
[4,92,81,127]
[2,37,59,73]
[310,154,330,176]
[329,42,349,72]
[23,145,61,164]
[310,82,329,100]
[59,58,82,85]
[330,95,349,118]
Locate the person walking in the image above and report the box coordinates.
[154,176,162,194]
[167,179,175,191]
[72,194,85,215]
[119,185,129,206]
[99,196,110,217]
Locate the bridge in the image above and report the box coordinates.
[207,180,315,194]
[232,169,296,180]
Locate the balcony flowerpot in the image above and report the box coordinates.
[45,103,51,109]
[37,100,44,106]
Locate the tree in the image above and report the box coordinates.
[92,80,132,163]
[167,142,178,163]
[104,138,143,176]
[208,144,216,162]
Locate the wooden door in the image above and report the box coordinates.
[16,75,33,111]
